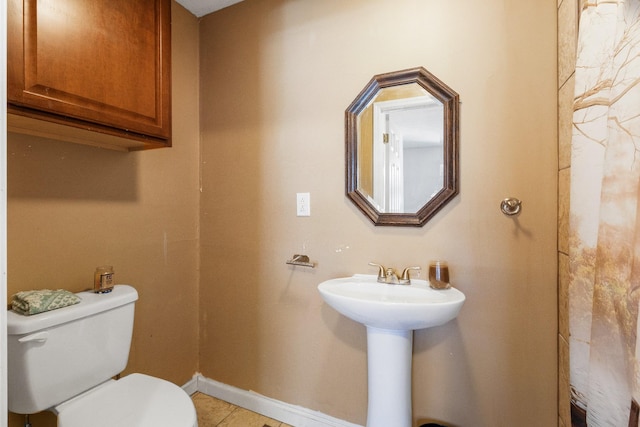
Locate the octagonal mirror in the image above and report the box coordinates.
[346,67,459,226]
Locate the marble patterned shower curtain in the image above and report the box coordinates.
[570,1,640,426]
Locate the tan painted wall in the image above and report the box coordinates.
[198,1,558,426]
[6,3,200,426]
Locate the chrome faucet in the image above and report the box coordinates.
[369,263,421,285]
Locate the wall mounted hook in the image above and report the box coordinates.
[500,197,522,216]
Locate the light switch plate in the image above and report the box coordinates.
[297,193,310,216]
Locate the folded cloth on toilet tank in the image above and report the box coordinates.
[11,289,81,316]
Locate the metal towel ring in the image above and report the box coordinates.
[500,197,522,216]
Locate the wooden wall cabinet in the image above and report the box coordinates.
[7,0,171,151]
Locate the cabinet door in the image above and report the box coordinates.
[8,0,171,147]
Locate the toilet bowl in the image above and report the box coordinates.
[7,285,198,427]
[55,373,197,427]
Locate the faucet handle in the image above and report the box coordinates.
[368,262,386,283]
[400,266,421,284]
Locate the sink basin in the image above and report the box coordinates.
[319,274,466,426]
[318,274,465,330]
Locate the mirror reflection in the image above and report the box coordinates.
[358,85,444,213]
[346,67,459,226]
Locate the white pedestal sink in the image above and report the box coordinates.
[318,274,465,427]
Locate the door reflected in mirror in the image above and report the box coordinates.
[346,67,459,226]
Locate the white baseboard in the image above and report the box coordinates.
[187,373,363,427]
[182,374,199,395]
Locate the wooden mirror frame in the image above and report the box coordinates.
[346,67,459,226]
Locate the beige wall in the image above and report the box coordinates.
[199,1,558,426]
[6,3,200,426]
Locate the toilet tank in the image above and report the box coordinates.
[7,285,139,414]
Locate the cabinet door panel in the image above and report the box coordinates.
[8,0,171,143]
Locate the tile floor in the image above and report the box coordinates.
[191,392,294,427]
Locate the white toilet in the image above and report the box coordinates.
[7,285,198,427]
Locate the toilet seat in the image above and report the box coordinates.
[55,373,198,427]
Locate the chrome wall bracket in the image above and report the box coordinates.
[286,254,316,268]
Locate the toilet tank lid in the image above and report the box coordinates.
[8,285,138,335]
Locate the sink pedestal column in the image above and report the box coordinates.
[366,327,413,427]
